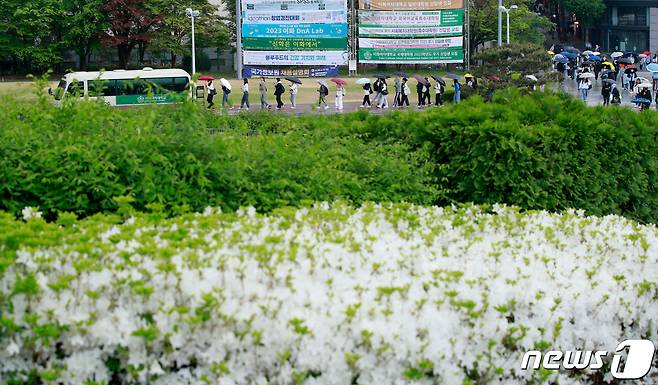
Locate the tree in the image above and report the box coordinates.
[469,0,554,50]
[61,0,106,70]
[101,0,163,68]
[554,0,605,43]
[0,0,63,73]
[148,0,229,67]
[472,43,551,76]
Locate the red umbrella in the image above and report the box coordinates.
[485,75,501,82]
[643,51,652,56]
[330,78,347,85]
[198,75,215,81]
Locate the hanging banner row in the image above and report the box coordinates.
[358,37,463,63]
[358,0,462,10]
[359,9,462,37]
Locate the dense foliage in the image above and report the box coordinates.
[2,88,658,223]
[0,94,437,219]
[2,203,657,384]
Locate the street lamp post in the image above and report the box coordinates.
[499,5,518,45]
[497,0,502,46]
[186,8,200,75]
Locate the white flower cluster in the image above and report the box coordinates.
[2,203,657,385]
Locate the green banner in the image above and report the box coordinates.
[115,93,181,106]
[242,37,348,50]
[358,47,463,63]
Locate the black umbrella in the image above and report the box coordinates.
[414,74,429,85]
[431,75,446,85]
[285,76,302,84]
[617,57,633,64]
[395,71,409,78]
[602,79,616,85]
[564,46,580,54]
[375,73,391,79]
[445,73,460,80]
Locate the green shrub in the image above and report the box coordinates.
[0,96,437,219]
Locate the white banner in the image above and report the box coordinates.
[243,50,349,65]
[359,25,462,37]
[358,36,462,49]
[242,0,346,11]
[242,10,347,24]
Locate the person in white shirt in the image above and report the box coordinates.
[240,79,250,109]
[578,76,591,102]
[289,81,298,109]
[206,80,216,109]
[335,84,345,110]
[434,81,443,106]
[377,80,389,108]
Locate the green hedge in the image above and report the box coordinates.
[0,96,437,219]
[2,88,658,222]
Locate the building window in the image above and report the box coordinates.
[612,7,648,26]
[609,29,648,52]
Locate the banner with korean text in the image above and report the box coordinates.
[358,37,463,63]
[358,9,463,37]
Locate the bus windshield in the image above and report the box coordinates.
[54,80,66,100]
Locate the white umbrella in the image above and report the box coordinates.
[637,77,650,84]
[592,51,601,56]
[578,72,595,79]
[611,51,623,58]
[636,82,652,89]
[582,50,593,56]
[355,78,371,85]
[219,78,231,90]
[524,75,538,81]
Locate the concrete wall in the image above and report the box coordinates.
[651,8,658,52]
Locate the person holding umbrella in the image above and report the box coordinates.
[361,80,372,108]
[578,74,592,102]
[372,78,381,107]
[220,78,233,109]
[611,83,622,105]
[400,78,410,107]
[288,79,299,109]
[423,77,432,105]
[416,79,424,108]
[240,78,250,110]
[601,79,613,105]
[206,79,216,109]
[317,81,329,109]
[377,78,389,109]
[274,78,285,109]
[452,78,461,104]
[259,77,269,110]
[433,77,444,106]
[331,78,346,110]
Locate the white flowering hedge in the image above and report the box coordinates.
[1,203,657,385]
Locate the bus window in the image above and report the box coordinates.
[145,77,174,93]
[89,80,117,96]
[117,79,146,95]
[66,81,85,98]
[173,77,190,92]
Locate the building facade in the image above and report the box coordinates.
[591,0,658,52]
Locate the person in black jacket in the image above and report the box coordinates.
[423,78,432,105]
[416,80,424,107]
[601,81,611,106]
[361,82,372,108]
[274,78,285,109]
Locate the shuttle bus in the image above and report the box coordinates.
[50,68,192,106]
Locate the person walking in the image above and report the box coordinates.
[416,80,424,108]
[289,81,298,109]
[611,83,622,105]
[393,77,401,107]
[361,82,372,108]
[578,76,591,102]
[206,79,216,109]
[335,83,345,110]
[423,78,432,105]
[221,83,233,109]
[372,78,381,107]
[377,79,389,108]
[453,79,461,104]
[258,77,269,110]
[240,79,250,110]
[273,78,285,109]
[601,81,611,106]
[434,80,443,106]
[318,81,329,109]
[399,78,410,107]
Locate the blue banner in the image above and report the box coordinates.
[243,66,340,78]
[241,23,348,38]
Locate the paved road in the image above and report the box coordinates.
[208,72,658,115]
